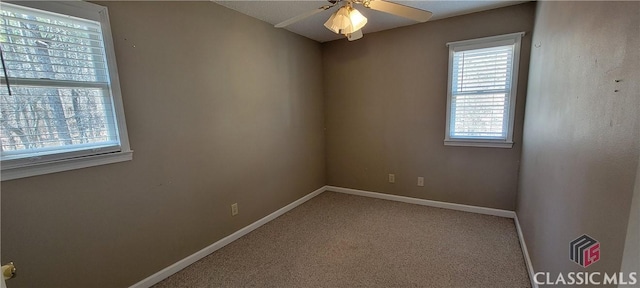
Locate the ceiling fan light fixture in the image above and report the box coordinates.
[323,7,346,33]
[324,5,367,35]
[348,7,367,31]
[275,0,433,42]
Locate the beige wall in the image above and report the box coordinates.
[1,2,325,287]
[7,1,639,287]
[517,0,640,278]
[323,3,535,210]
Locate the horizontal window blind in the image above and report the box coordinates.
[0,3,120,165]
[450,45,514,139]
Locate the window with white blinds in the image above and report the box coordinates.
[445,33,523,148]
[0,1,131,180]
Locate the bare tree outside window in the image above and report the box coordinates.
[0,6,115,155]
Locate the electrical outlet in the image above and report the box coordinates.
[231,203,238,216]
[418,177,424,187]
[389,174,395,183]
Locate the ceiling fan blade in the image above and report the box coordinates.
[275,5,332,28]
[347,29,363,41]
[365,0,433,22]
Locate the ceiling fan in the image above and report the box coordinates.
[275,0,433,41]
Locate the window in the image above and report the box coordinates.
[445,32,523,148]
[0,1,131,180]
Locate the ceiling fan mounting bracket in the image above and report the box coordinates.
[328,0,367,6]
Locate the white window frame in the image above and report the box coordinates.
[1,1,132,181]
[444,32,524,149]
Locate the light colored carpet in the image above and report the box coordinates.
[153,191,531,287]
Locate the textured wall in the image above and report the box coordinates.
[1,2,325,287]
[323,3,535,210]
[517,0,640,278]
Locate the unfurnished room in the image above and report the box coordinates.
[0,0,638,287]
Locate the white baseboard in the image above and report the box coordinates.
[515,215,538,288]
[326,186,516,218]
[129,185,327,288]
[131,185,532,288]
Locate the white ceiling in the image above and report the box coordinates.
[214,1,528,42]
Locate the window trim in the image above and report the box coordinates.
[444,32,524,149]
[1,1,132,181]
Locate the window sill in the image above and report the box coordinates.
[444,140,513,149]
[1,150,133,181]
